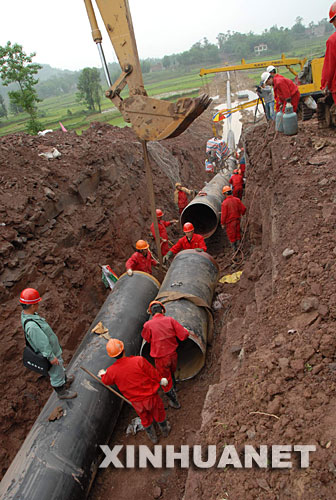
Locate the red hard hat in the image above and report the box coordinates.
[106,338,124,358]
[233,169,239,174]
[147,300,166,315]
[19,288,41,304]
[329,1,336,21]
[183,222,194,232]
[156,209,163,217]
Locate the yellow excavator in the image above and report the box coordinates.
[200,53,328,123]
[83,0,211,141]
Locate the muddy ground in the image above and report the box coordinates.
[1,73,336,499]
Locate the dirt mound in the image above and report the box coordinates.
[0,116,210,478]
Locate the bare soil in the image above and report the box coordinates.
[1,74,336,500]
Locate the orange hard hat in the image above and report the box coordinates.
[156,209,163,217]
[136,239,149,250]
[183,222,194,232]
[147,300,166,315]
[106,338,124,358]
[222,186,232,194]
[329,1,336,21]
[19,288,41,305]
[233,169,239,174]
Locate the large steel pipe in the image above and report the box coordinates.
[181,171,231,238]
[141,250,219,380]
[0,271,160,500]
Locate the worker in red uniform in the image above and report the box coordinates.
[125,240,158,275]
[229,169,244,200]
[174,182,193,214]
[221,186,246,252]
[98,338,170,444]
[321,2,336,104]
[150,209,178,257]
[163,222,207,263]
[238,148,246,178]
[141,300,190,409]
[261,71,300,113]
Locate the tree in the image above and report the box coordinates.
[76,67,102,112]
[162,55,171,69]
[0,95,7,119]
[0,42,42,134]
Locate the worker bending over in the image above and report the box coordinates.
[174,182,193,214]
[321,2,336,105]
[126,240,158,275]
[229,169,244,200]
[163,222,207,263]
[141,301,190,409]
[221,186,246,252]
[150,209,178,257]
[20,288,77,400]
[261,71,300,113]
[99,339,170,444]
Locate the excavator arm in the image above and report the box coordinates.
[83,0,211,141]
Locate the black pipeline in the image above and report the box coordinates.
[181,171,232,238]
[0,272,160,500]
[141,249,219,380]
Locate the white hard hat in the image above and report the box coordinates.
[267,65,276,73]
[261,71,271,84]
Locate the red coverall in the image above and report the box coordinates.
[229,173,244,200]
[321,32,336,105]
[150,220,171,256]
[273,74,300,112]
[178,191,189,214]
[221,195,246,243]
[170,233,207,255]
[141,313,189,392]
[125,250,157,274]
[102,356,166,428]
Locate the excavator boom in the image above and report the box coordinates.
[83,0,211,141]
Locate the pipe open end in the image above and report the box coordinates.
[181,202,218,239]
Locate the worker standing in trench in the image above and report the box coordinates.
[221,186,246,253]
[163,222,207,264]
[174,182,194,214]
[229,168,244,200]
[99,338,170,444]
[150,209,178,257]
[141,300,190,409]
[261,70,300,113]
[126,239,158,275]
[20,288,77,400]
[321,2,336,105]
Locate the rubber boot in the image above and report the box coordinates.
[64,374,75,390]
[158,420,171,438]
[54,384,77,400]
[144,423,158,444]
[166,388,181,409]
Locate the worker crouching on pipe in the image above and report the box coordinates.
[150,209,178,257]
[99,339,170,444]
[141,301,190,409]
[221,186,246,252]
[163,222,207,264]
[125,239,159,276]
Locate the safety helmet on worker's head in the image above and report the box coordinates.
[233,169,239,174]
[261,71,271,84]
[266,65,276,73]
[135,239,149,250]
[175,182,182,188]
[147,300,166,315]
[329,2,336,22]
[222,186,232,195]
[106,338,124,358]
[156,209,163,218]
[19,288,41,305]
[183,222,194,233]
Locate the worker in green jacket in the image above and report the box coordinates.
[20,288,77,400]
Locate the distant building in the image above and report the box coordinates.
[254,44,268,56]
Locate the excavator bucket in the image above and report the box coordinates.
[120,93,212,141]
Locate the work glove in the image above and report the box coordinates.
[98,369,106,378]
[127,269,133,276]
[195,248,204,252]
[170,219,178,224]
[160,378,168,387]
[163,251,173,264]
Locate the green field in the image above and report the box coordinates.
[0,34,328,137]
